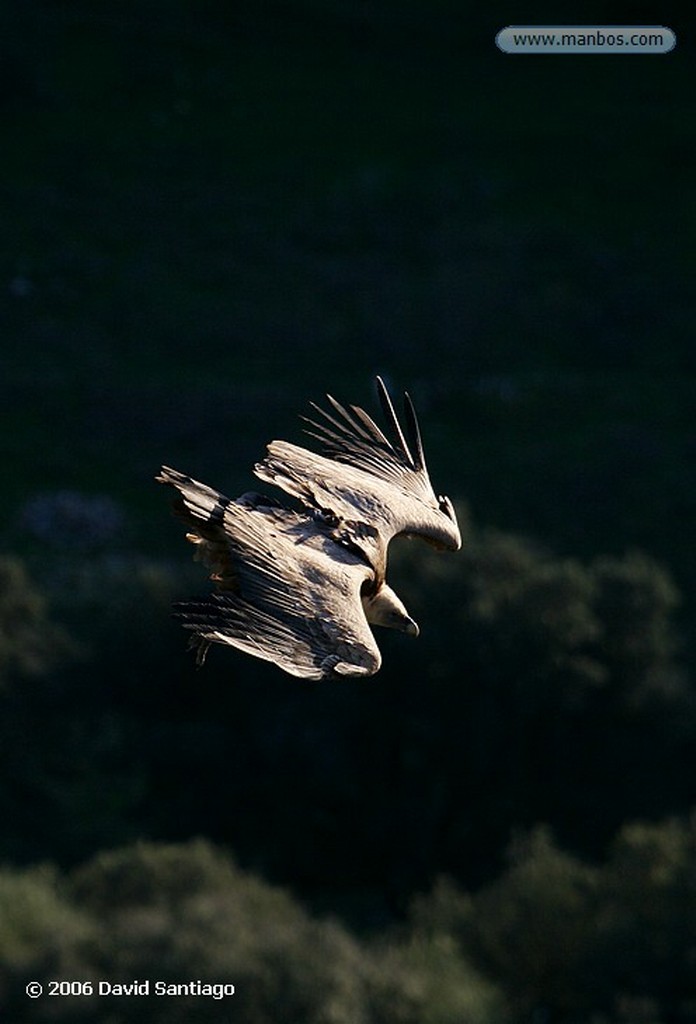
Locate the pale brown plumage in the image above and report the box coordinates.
[254,376,461,582]
[157,377,459,680]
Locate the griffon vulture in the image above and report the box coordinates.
[157,377,459,679]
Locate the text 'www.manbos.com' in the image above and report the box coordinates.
[496,26,676,54]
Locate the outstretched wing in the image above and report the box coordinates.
[304,376,427,483]
[173,590,380,679]
[254,377,461,580]
[157,466,382,679]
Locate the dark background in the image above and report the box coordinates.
[1,3,695,1022]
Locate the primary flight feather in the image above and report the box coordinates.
[255,376,461,581]
[157,377,460,680]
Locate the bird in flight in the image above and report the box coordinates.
[157,377,460,679]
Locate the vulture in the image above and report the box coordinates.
[157,377,460,679]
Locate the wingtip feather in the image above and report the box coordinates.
[375,376,415,469]
[402,391,426,472]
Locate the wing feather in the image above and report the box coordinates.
[403,391,426,472]
[158,468,382,679]
[174,594,365,679]
[299,384,416,485]
[325,394,374,441]
[349,404,393,447]
[255,378,461,580]
[158,376,461,678]
[376,375,415,469]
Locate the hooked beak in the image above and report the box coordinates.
[404,616,420,638]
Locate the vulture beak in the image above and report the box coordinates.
[404,616,420,637]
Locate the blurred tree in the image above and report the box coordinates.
[467,827,598,1019]
[367,930,507,1024]
[0,838,506,1024]
[380,525,695,886]
[0,522,691,909]
[0,555,166,865]
[410,830,597,1019]
[585,816,696,1021]
[412,816,696,1023]
[0,557,75,684]
[0,863,95,1021]
[590,552,683,705]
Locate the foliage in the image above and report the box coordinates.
[0,527,692,883]
[381,530,693,878]
[0,555,180,865]
[587,818,696,1020]
[0,557,75,685]
[3,821,696,1023]
[69,840,368,1024]
[0,864,95,1022]
[0,534,691,1023]
[0,839,505,1024]
[411,817,696,1023]
[591,552,684,703]
[366,932,506,1024]
[463,828,598,1017]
